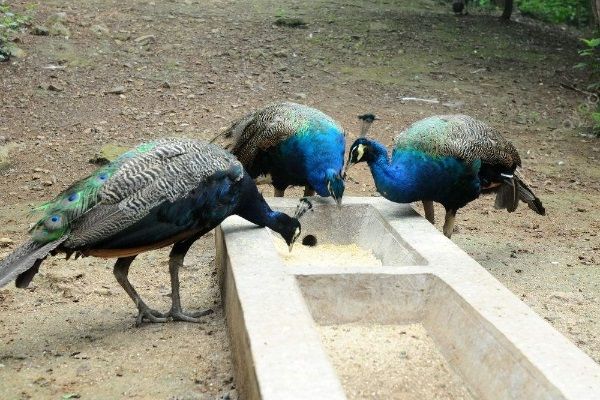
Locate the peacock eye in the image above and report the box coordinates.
[98,173,108,181]
[67,193,79,202]
[44,213,65,231]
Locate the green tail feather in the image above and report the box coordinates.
[29,141,160,244]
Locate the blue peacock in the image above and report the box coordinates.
[345,114,545,238]
[212,102,346,204]
[0,138,309,324]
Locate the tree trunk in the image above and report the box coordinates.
[501,0,513,20]
[591,0,600,28]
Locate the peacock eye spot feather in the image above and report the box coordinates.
[51,215,60,223]
[67,193,79,202]
[98,173,108,181]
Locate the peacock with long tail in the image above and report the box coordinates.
[211,102,346,204]
[345,114,545,238]
[0,138,308,324]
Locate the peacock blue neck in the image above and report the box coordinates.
[235,174,295,237]
[366,140,481,207]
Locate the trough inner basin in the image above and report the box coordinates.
[296,272,567,400]
[269,204,426,267]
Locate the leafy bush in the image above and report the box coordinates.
[517,0,589,26]
[0,4,32,39]
[577,38,600,89]
[0,3,33,60]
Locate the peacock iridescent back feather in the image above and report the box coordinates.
[220,102,344,167]
[392,115,520,169]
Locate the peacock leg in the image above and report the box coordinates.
[422,200,435,224]
[443,209,457,238]
[303,186,315,197]
[166,239,214,323]
[274,188,285,197]
[113,256,167,325]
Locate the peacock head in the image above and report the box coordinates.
[278,216,302,252]
[344,138,374,177]
[278,198,313,252]
[325,169,344,206]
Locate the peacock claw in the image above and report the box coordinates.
[135,307,168,326]
[167,308,213,323]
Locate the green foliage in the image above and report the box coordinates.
[0,4,32,39]
[0,3,33,60]
[577,37,600,90]
[517,0,589,26]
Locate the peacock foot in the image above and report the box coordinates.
[135,305,168,326]
[167,307,214,323]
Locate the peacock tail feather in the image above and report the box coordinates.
[28,141,162,244]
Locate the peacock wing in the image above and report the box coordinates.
[27,141,162,244]
[226,103,300,167]
[64,139,244,249]
[393,115,521,168]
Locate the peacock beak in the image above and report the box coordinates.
[335,196,342,207]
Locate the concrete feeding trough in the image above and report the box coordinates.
[216,197,600,400]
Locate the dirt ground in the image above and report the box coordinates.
[0,0,599,398]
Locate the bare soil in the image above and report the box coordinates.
[1,0,599,398]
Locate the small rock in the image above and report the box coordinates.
[0,145,11,171]
[42,180,53,186]
[293,92,307,99]
[113,31,131,41]
[9,46,26,59]
[49,22,70,37]
[274,17,307,28]
[47,12,67,24]
[47,84,64,92]
[90,24,110,36]
[0,238,14,247]
[134,34,156,45]
[31,26,50,36]
[105,86,126,95]
[161,81,171,89]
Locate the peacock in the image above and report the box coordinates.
[345,114,545,238]
[0,138,308,324]
[211,102,346,204]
